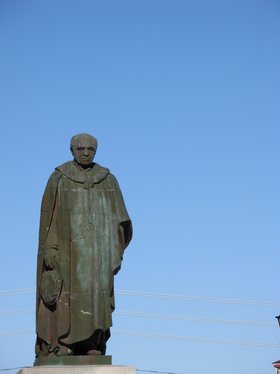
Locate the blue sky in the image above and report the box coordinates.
[0,1,280,373]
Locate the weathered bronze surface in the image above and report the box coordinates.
[35,133,132,362]
[34,355,112,366]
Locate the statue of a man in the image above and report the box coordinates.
[35,133,132,358]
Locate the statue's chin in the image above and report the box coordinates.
[75,159,94,168]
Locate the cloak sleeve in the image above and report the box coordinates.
[36,170,62,326]
[107,174,132,274]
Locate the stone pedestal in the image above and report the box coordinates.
[17,366,135,374]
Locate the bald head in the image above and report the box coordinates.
[70,133,98,167]
[70,133,98,150]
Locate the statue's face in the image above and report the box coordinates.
[71,136,96,167]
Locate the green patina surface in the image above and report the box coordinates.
[35,150,132,360]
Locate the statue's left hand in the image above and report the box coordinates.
[44,248,59,270]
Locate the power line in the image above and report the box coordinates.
[0,309,33,317]
[116,310,276,327]
[0,308,276,328]
[0,367,29,372]
[0,368,181,374]
[136,370,180,374]
[0,288,34,297]
[113,329,279,348]
[0,329,33,337]
[117,289,280,307]
[1,288,280,307]
[0,368,180,374]
[0,328,278,348]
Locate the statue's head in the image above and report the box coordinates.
[70,133,98,167]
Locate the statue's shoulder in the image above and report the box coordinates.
[53,161,111,185]
[101,171,122,191]
[44,168,63,191]
[55,161,73,174]
[92,163,110,183]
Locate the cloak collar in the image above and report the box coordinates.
[55,161,110,188]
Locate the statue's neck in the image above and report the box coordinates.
[73,160,94,170]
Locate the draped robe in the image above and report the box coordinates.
[35,161,132,355]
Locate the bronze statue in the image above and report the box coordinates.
[35,133,132,359]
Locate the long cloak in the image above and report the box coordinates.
[35,161,132,353]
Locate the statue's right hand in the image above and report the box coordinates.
[44,248,59,270]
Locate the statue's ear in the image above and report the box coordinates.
[70,146,74,156]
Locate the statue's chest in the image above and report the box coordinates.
[57,178,109,238]
[58,178,105,210]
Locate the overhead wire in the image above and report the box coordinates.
[1,288,280,307]
[0,367,29,372]
[0,288,34,297]
[136,370,180,374]
[0,368,181,374]
[0,367,181,374]
[1,288,278,350]
[0,309,33,317]
[113,329,279,348]
[117,289,280,307]
[116,310,277,327]
[0,329,33,336]
[0,308,276,328]
[0,328,278,348]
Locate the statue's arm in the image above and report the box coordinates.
[109,173,133,250]
[44,200,59,270]
[38,170,61,271]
